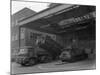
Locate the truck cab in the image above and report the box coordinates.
[16,47,38,66]
[16,35,63,66]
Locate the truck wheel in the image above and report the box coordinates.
[40,55,52,63]
[28,58,37,66]
[21,58,37,66]
[20,59,29,66]
[21,63,27,66]
[61,59,74,63]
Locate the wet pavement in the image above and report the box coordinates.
[11,59,95,74]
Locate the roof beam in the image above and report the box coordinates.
[18,4,74,26]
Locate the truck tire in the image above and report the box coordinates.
[40,55,52,63]
[60,51,72,62]
[21,58,37,66]
[21,63,27,66]
[28,58,37,66]
[61,54,88,63]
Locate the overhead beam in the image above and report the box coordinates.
[18,4,75,26]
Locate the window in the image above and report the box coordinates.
[11,35,15,41]
[20,32,24,39]
[11,34,18,41]
[15,34,18,40]
[30,32,37,40]
[20,28,25,39]
[46,35,56,41]
[30,32,32,39]
[15,20,18,26]
[51,35,56,41]
[11,22,14,27]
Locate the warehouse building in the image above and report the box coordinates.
[11,7,37,60]
[11,6,56,61]
[11,3,96,61]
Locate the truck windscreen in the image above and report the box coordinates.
[19,49,28,54]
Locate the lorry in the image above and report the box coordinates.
[16,35,63,66]
[16,35,88,66]
[59,47,88,62]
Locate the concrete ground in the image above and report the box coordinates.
[11,59,95,74]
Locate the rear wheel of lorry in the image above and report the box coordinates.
[60,51,72,62]
[40,55,53,63]
[21,63,27,66]
[28,58,37,66]
[21,58,37,66]
[20,61,28,66]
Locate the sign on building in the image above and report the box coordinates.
[58,11,96,27]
